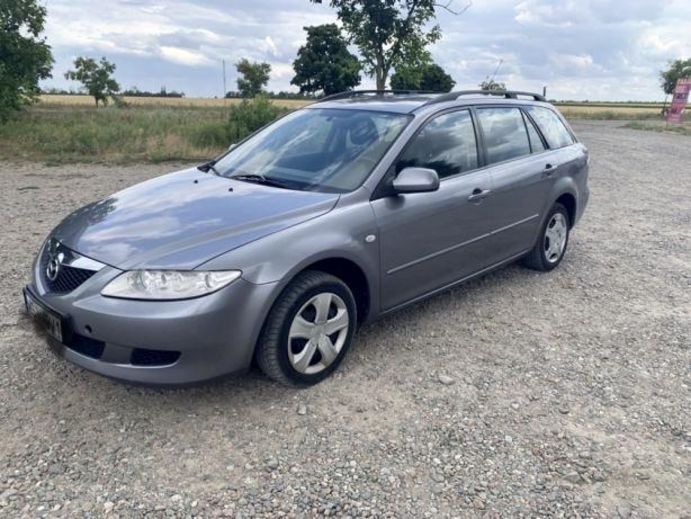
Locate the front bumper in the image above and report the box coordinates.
[25,265,279,385]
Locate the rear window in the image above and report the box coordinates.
[476,107,531,165]
[525,106,575,149]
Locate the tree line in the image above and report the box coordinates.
[2,0,691,121]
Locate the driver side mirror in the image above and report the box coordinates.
[392,167,440,194]
[228,143,237,152]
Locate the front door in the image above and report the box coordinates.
[371,109,495,311]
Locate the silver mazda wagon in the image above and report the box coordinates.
[24,90,589,386]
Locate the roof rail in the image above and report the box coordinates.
[423,90,546,106]
[316,89,439,103]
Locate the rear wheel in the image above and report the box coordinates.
[256,271,357,386]
[522,203,570,271]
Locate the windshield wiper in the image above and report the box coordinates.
[197,159,221,176]
[232,173,293,190]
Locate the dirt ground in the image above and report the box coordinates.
[0,121,689,517]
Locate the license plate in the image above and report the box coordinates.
[24,290,64,343]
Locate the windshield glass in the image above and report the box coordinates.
[214,108,411,192]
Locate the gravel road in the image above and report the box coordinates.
[1,121,689,517]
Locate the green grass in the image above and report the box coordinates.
[0,97,290,165]
[0,97,677,165]
[624,120,691,136]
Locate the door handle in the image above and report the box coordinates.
[468,188,491,202]
[543,163,557,177]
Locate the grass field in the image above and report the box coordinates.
[0,95,677,165]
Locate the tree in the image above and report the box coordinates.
[64,57,120,107]
[291,24,361,96]
[311,0,468,90]
[236,59,271,98]
[390,62,455,91]
[479,78,506,91]
[660,58,691,95]
[0,0,53,121]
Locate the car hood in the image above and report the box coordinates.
[52,168,340,270]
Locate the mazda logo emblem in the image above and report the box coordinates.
[46,255,62,281]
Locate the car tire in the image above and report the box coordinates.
[255,270,357,386]
[522,202,570,271]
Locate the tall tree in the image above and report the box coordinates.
[292,24,361,96]
[0,0,53,121]
[65,57,120,107]
[660,58,691,95]
[310,0,467,90]
[390,62,455,91]
[236,59,271,98]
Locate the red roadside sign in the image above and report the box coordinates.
[666,77,691,124]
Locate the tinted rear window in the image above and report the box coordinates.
[525,106,575,149]
[476,107,531,165]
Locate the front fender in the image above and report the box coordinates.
[199,196,381,318]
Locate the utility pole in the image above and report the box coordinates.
[222,59,227,98]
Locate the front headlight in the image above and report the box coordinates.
[101,270,242,300]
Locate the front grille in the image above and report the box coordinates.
[67,334,105,359]
[40,243,98,294]
[131,348,181,366]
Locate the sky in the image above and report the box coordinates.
[41,0,691,101]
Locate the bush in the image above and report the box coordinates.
[189,121,231,149]
[226,96,289,143]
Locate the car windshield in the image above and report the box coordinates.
[214,108,411,193]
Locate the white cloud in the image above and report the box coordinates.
[159,46,213,66]
[41,0,691,100]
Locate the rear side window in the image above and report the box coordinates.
[476,107,531,164]
[522,111,547,152]
[525,106,574,149]
[397,110,478,179]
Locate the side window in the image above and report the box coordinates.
[477,108,530,164]
[525,106,575,149]
[476,107,531,164]
[397,110,478,179]
[522,111,547,152]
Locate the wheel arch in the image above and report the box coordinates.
[284,256,371,325]
[555,192,577,228]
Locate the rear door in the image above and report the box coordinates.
[523,105,585,218]
[474,106,556,264]
[371,109,494,311]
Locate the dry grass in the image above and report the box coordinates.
[39,94,310,109]
[39,95,665,118]
[555,104,663,120]
[625,120,691,136]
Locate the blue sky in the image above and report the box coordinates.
[41,0,691,101]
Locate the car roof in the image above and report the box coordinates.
[306,90,551,115]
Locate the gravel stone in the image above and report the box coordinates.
[0,122,689,517]
[437,374,455,385]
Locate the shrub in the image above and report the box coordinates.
[226,96,289,143]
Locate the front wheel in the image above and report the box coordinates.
[255,271,357,386]
[522,203,570,271]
